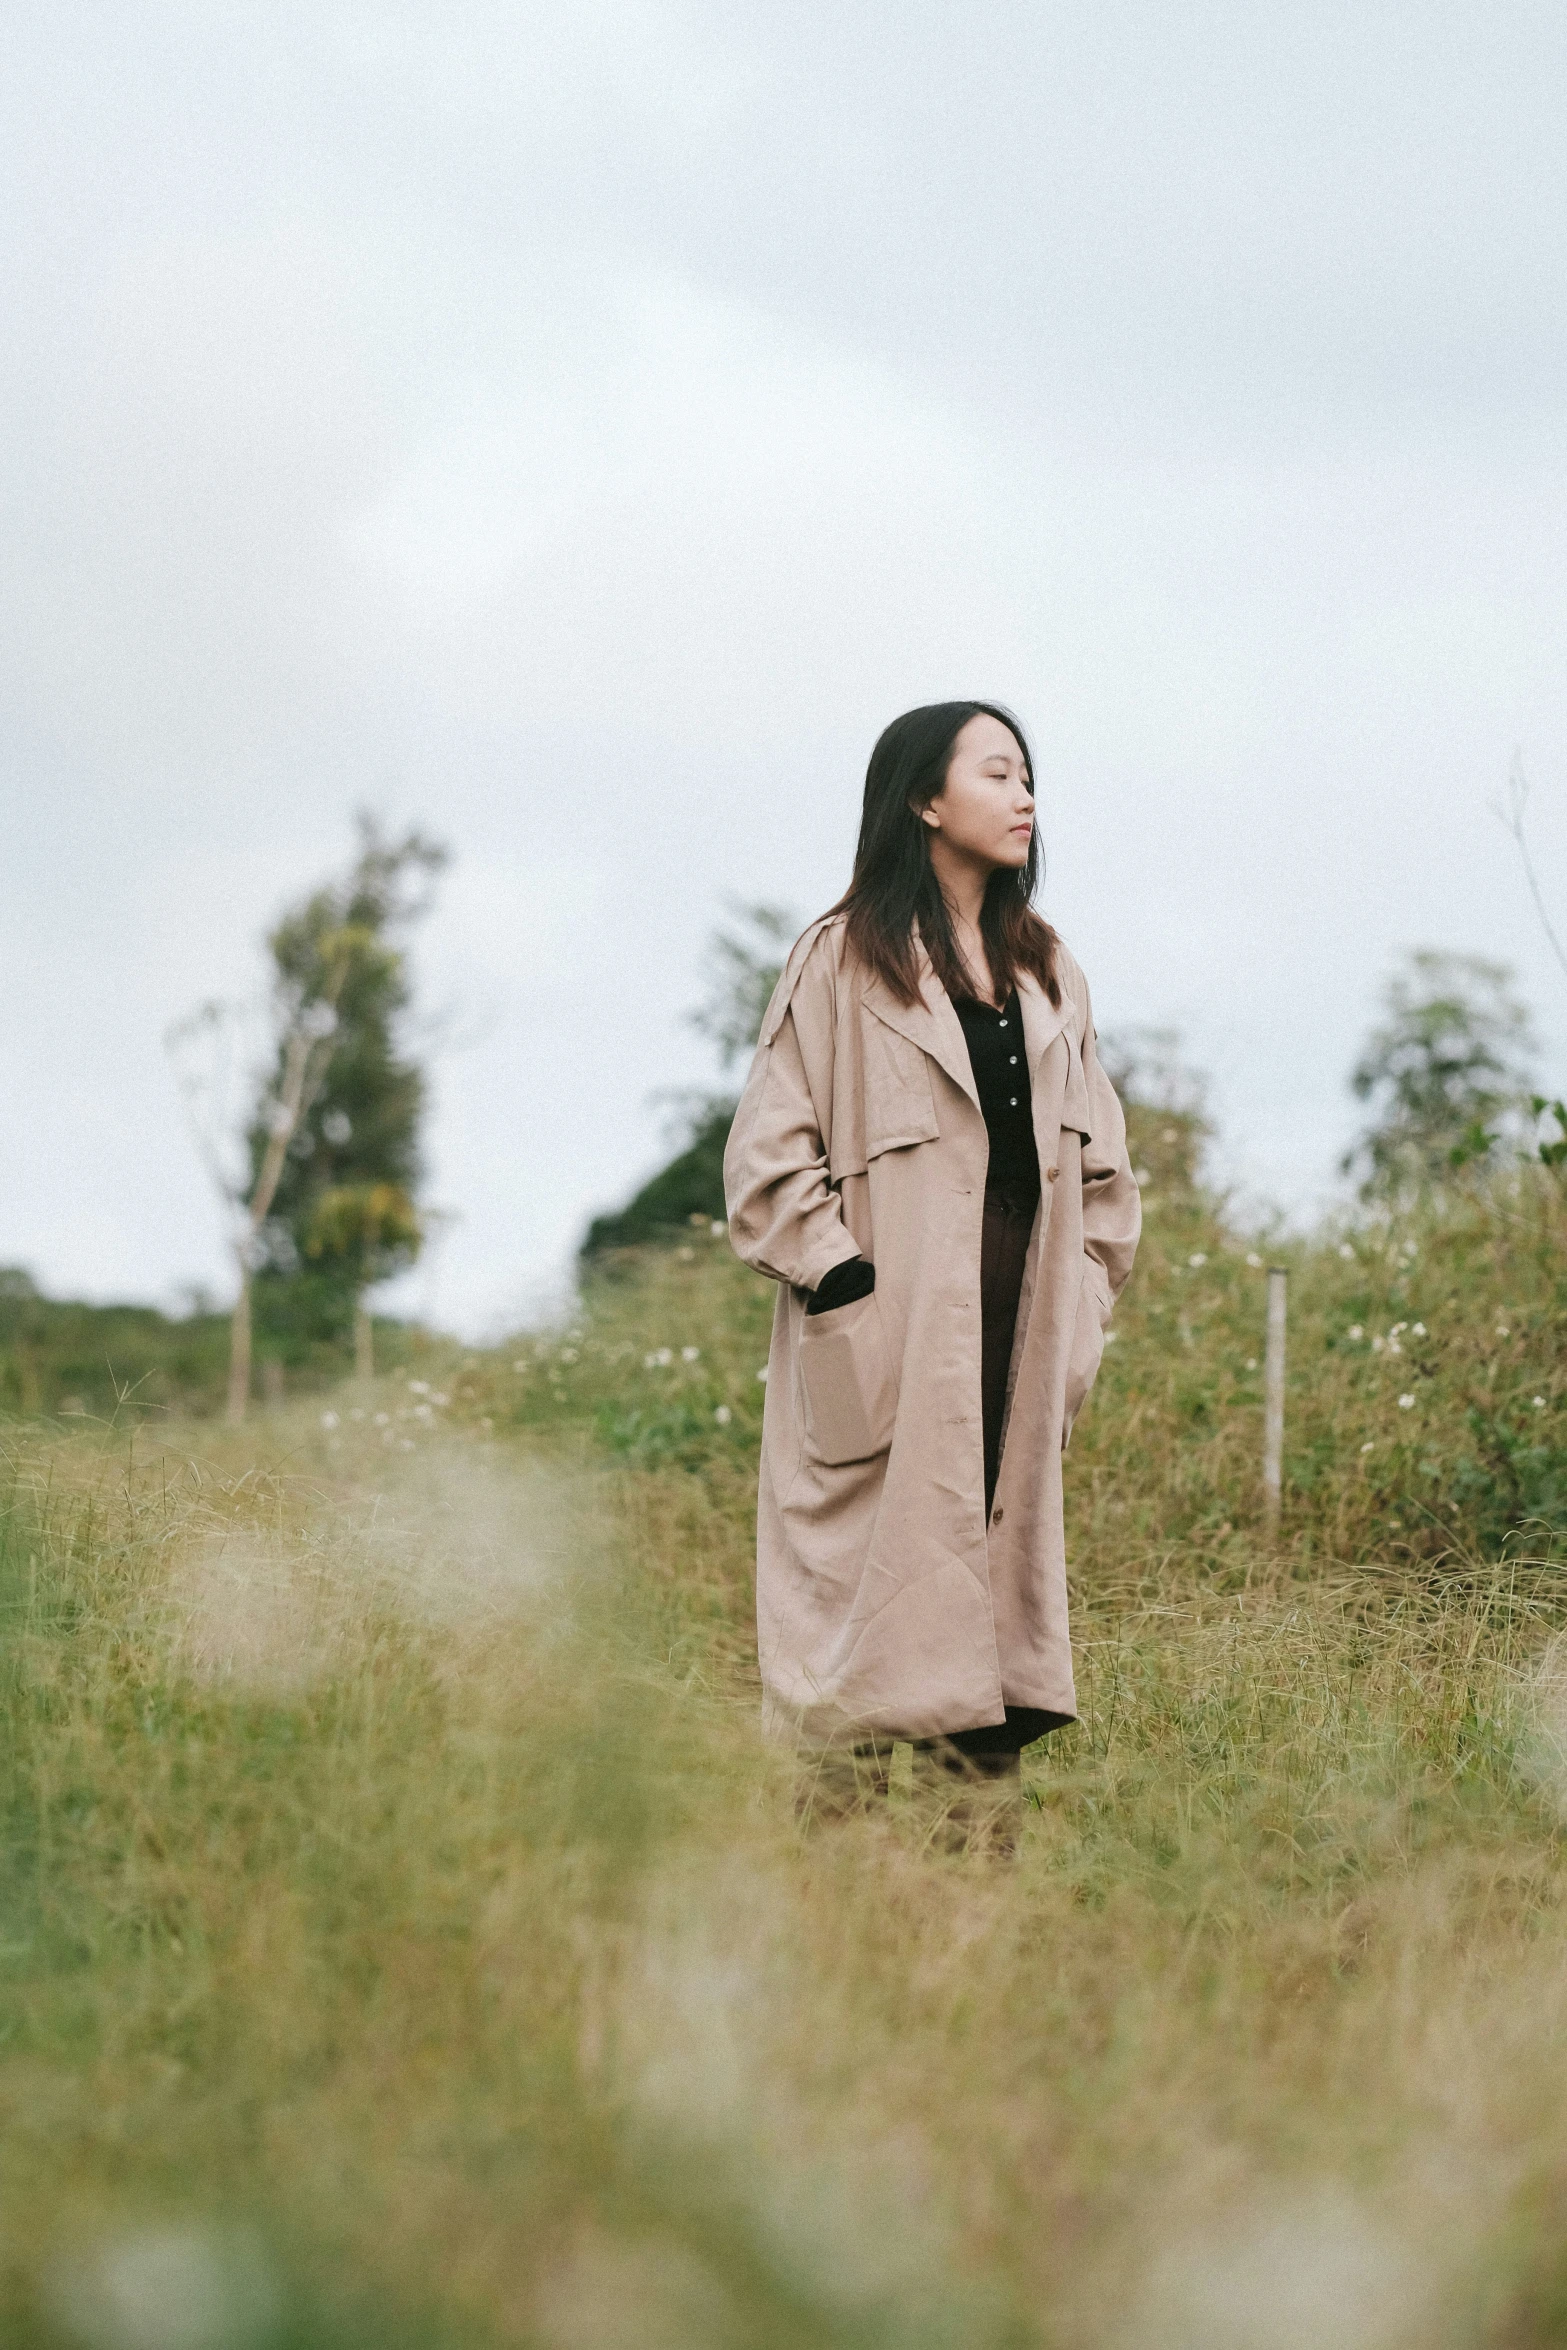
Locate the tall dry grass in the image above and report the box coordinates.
[6,1150,1567,2346]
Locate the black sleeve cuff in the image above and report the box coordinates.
[805,1258,876,1315]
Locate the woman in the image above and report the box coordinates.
[723,702,1141,1811]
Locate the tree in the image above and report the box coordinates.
[1344,949,1538,1202]
[581,902,794,1256]
[169,816,448,1418]
[253,819,447,1378]
[1497,755,1567,1178]
[1095,1024,1210,1198]
[686,901,797,1073]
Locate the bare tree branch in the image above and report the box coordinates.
[1494,752,1567,991]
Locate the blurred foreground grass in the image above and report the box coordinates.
[7,1134,1567,2346]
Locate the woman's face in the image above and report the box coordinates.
[921,713,1035,871]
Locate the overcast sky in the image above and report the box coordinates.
[6,1,1567,1334]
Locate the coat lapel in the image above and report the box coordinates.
[1017,968,1073,1080]
[861,963,980,1111]
[864,954,1075,1115]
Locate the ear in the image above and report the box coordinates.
[919,806,941,830]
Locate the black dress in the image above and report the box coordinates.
[940,989,1070,1760]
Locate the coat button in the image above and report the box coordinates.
[1046,1165,1059,1182]
[992,1507,1004,1524]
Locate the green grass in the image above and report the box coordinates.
[6,1131,1567,2345]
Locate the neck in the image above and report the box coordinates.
[926,839,991,936]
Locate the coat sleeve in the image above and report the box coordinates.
[723,929,866,1293]
[1078,980,1142,1313]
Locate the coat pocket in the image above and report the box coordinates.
[799,1291,898,1466]
[1062,1255,1110,1448]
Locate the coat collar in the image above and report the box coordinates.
[861,941,1076,1111]
[861,960,978,1109]
[1016,967,1074,1077]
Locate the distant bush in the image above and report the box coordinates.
[0,1267,230,1420]
[0,1265,429,1422]
[580,1104,734,1258]
[581,901,792,1260]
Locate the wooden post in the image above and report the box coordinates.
[1263,1266,1287,1534]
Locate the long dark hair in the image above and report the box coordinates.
[830,701,1059,1009]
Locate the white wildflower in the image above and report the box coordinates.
[1534,1397,1547,1410]
[1244,1356,1258,1371]
[319,1410,339,1430]
[1338,1242,1355,1259]
[432,1392,449,1407]
[1361,1441,1375,1453]
[1411,1322,1426,1337]
[756,1367,769,1383]
[681,1346,701,1362]
[398,1436,415,1451]
[414,1404,433,1422]
[373,1411,389,1427]
[1188,1252,1207,1268]
[710,1219,727,1237]
[1245,1252,1263,1268]
[1348,1326,1364,1341]
[1103,1328,1119,1345]
[714,1405,732,1425]
[1371,1335,1385,1353]
[408,1380,430,1396]
[1398,1394,1415,1409]
[1497,1325,1511,1337]
[559,1348,578,1364]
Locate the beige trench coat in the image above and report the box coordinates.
[723,915,1141,1747]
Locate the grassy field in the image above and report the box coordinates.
[6,1118,1567,2348]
